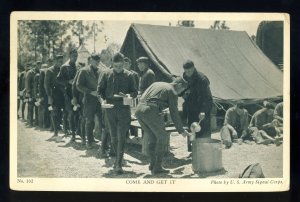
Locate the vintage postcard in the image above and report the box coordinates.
[10,12,290,192]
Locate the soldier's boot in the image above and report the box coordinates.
[50,112,58,138]
[114,153,124,175]
[148,144,156,171]
[70,132,76,142]
[151,156,169,175]
[81,134,86,145]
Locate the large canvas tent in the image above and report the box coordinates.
[120,24,283,104]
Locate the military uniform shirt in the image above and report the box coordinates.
[139,68,155,93]
[97,69,137,105]
[140,82,184,134]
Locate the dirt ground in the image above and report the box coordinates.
[17,120,283,178]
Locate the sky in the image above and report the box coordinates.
[81,20,261,53]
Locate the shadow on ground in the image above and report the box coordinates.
[102,170,144,178]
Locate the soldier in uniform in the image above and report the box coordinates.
[124,57,139,88]
[181,60,213,152]
[18,63,30,121]
[17,65,24,119]
[124,57,139,137]
[136,57,155,95]
[71,62,86,142]
[76,53,102,149]
[57,49,78,142]
[25,62,40,127]
[248,101,281,145]
[38,64,50,129]
[135,78,190,174]
[44,55,64,137]
[33,61,42,128]
[220,101,249,148]
[97,52,138,174]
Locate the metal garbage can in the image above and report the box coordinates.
[192,138,223,173]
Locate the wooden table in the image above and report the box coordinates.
[128,120,177,155]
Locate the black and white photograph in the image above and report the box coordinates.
[10,12,290,192]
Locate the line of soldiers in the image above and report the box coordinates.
[18,49,158,174]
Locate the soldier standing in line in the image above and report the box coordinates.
[98,51,113,157]
[17,65,24,119]
[124,57,139,88]
[57,49,78,142]
[71,62,86,143]
[136,57,155,95]
[33,61,42,128]
[18,63,30,121]
[44,55,64,137]
[25,62,39,127]
[38,64,50,129]
[97,52,138,174]
[124,57,139,137]
[76,53,102,149]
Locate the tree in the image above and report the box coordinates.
[106,42,121,55]
[210,21,230,30]
[18,20,70,63]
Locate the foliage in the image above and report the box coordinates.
[209,21,230,30]
[17,20,105,65]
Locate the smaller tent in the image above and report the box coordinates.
[77,44,90,66]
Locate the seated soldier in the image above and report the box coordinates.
[248,101,281,145]
[273,101,283,134]
[220,101,249,148]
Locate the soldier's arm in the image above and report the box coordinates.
[38,71,45,98]
[168,90,184,134]
[273,104,283,121]
[97,71,107,99]
[56,65,69,87]
[26,71,34,97]
[146,71,155,89]
[249,113,255,128]
[223,109,236,132]
[18,73,23,92]
[134,73,140,89]
[72,71,80,99]
[44,70,52,97]
[76,70,92,94]
[128,73,138,98]
[200,76,213,112]
[241,109,250,130]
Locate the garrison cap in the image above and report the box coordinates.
[91,53,101,61]
[41,64,48,68]
[183,59,195,69]
[124,57,131,63]
[55,54,63,59]
[235,100,245,109]
[78,62,86,67]
[263,101,274,109]
[136,56,149,64]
